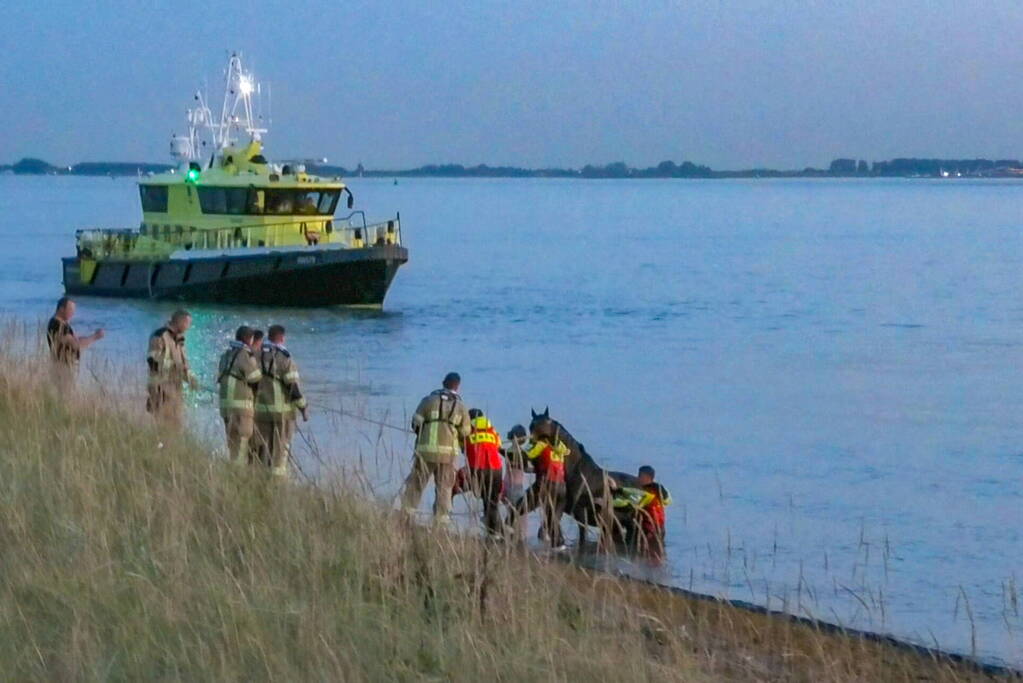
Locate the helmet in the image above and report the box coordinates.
[507,424,527,441]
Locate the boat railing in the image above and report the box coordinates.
[75,214,402,259]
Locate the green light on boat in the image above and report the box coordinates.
[186,168,200,183]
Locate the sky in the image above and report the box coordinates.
[3,0,1023,170]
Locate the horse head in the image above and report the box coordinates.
[528,406,555,442]
[529,407,587,474]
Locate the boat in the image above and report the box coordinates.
[61,54,407,307]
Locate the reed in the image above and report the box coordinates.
[0,350,1010,681]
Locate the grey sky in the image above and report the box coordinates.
[3,0,1022,169]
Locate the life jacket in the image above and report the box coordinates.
[465,415,502,470]
[526,438,568,483]
[641,483,671,532]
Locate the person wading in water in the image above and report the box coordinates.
[401,372,471,527]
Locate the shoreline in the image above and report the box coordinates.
[615,571,1021,679]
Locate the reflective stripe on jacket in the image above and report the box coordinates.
[613,487,655,509]
[254,343,306,420]
[466,415,502,470]
[411,389,470,462]
[526,438,568,483]
[217,342,262,417]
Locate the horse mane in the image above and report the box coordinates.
[551,419,601,472]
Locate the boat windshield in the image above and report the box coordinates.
[139,185,169,212]
[197,187,340,216]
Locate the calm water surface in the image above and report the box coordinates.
[2,175,1021,666]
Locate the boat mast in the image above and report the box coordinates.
[171,53,267,165]
[214,53,267,150]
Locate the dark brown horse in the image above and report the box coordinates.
[526,407,643,548]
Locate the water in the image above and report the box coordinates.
[2,174,1022,667]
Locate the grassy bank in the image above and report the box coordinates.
[0,357,1012,681]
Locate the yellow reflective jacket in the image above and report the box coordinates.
[147,326,193,389]
[254,343,306,421]
[217,342,262,418]
[411,389,470,462]
[612,486,656,509]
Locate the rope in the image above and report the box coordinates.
[198,384,413,434]
[308,400,414,434]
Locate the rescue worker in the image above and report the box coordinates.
[637,465,671,553]
[253,324,308,477]
[401,372,471,526]
[612,465,672,557]
[501,424,529,509]
[245,328,266,464]
[464,408,503,536]
[217,325,263,465]
[146,309,199,429]
[45,296,103,391]
[520,432,570,549]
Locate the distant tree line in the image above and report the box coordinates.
[4,156,1023,179]
[306,160,716,179]
[0,158,174,176]
[828,157,1023,177]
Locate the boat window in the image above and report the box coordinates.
[318,190,340,214]
[139,185,169,212]
[258,189,343,215]
[265,189,295,215]
[196,186,268,215]
[225,187,249,215]
[197,187,228,214]
[293,191,322,215]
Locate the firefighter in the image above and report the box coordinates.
[401,372,471,526]
[464,408,504,536]
[146,309,199,429]
[45,296,103,391]
[253,324,308,477]
[217,325,263,465]
[520,434,569,549]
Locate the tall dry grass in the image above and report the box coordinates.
[0,348,1013,681]
[0,354,702,681]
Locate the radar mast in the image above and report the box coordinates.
[170,53,268,164]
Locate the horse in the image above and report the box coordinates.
[524,407,645,550]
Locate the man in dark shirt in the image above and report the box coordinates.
[46,296,104,389]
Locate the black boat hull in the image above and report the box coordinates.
[62,245,408,307]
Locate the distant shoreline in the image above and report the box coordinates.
[4,156,1023,180]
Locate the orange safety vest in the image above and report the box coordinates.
[466,416,502,470]
[526,438,568,483]
[642,483,671,532]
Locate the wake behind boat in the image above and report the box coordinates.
[62,54,407,307]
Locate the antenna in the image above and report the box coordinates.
[170,52,269,163]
